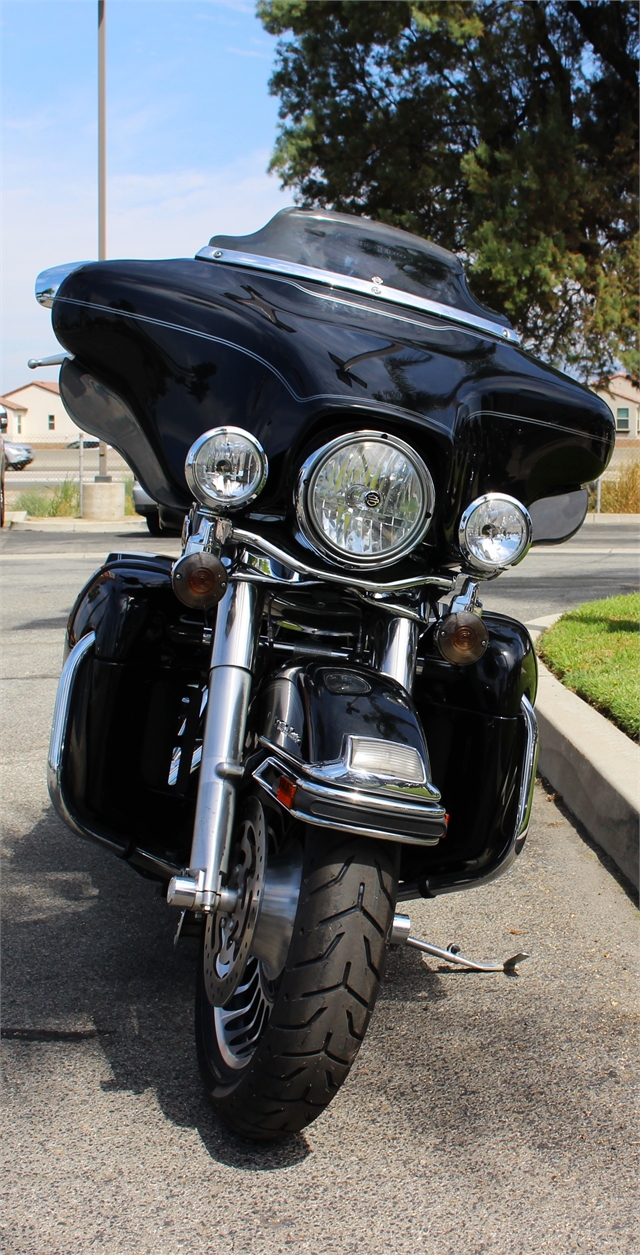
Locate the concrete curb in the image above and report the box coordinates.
[6,516,146,532]
[533,658,639,888]
[583,512,640,524]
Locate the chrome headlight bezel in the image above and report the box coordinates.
[458,492,533,572]
[185,426,268,512]
[295,430,435,569]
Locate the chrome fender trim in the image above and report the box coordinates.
[35,261,93,308]
[253,755,447,847]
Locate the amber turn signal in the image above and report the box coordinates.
[434,610,488,666]
[172,552,229,608]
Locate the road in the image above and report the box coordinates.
[1,520,638,1255]
[479,516,638,624]
[5,447,131,491]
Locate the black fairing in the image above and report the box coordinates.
[61,558,536,889]
[52,243,614,564]
[411,614,536,892]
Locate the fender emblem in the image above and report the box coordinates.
[274,718,301,744]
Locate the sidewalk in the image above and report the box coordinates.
[5,514,147,532]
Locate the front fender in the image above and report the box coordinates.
[255,661,447,846]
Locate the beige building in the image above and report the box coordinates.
[591,374,640,442]
[0,380,80,446]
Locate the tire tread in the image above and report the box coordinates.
[201,832,397,1139]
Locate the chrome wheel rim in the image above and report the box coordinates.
[213,956,275,1069]
[203,796,267,1006]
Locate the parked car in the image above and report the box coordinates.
[3,440,34,471]
[67,438,101,449]
[133,480,184,536]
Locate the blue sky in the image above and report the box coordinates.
[1,0,291,394]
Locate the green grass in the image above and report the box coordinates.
[15,479,80,517]
[537,593,640,740]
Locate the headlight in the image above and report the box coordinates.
[185,427,268,511]
[459,493,532,572]
[295,432,435,568]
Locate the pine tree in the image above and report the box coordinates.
[258,1,638,381]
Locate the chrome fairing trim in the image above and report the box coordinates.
[423,693,539,896]
[35,261,93,308]
[196,246,521,345]
[47,631,125,855]
[231,527,456,594]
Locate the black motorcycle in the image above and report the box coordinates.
[37,209,613,1140]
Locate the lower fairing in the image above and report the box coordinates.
[52,554,538,895]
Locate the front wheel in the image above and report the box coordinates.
[195,802,398,1140]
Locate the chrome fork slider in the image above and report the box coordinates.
[167,581,262,913]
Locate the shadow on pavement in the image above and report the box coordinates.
[2,807,311,1171]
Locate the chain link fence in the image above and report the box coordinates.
[5,435,134,518]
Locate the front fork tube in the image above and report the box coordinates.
[376,616,419,693]
[167,581,262,912]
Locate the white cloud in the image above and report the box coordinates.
[1,151,290,393]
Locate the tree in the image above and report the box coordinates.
[258,1,638,381]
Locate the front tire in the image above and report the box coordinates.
[196,825,398,1140]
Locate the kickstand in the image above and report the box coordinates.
[405,935,529,973]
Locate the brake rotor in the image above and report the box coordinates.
[203,795,267,1006]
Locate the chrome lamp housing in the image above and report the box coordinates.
[459,493,533,573]
[185,426,268,512]
[294,431,435,569]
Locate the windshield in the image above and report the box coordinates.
[209,208,510,326]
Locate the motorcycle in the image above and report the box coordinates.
[37,208,614,1140]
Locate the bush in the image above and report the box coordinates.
[588,459,640,513]
[124,475,136,516]
[15,480,80,517]
[538,593,640,740]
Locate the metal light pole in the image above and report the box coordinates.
[96,0,111,484]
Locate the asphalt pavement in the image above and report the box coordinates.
[1,520,638,1255]
[478,517,639,624]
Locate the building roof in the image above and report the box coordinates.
[590,374,639,403]
[2,380,61,399]
[0,394,27,412]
